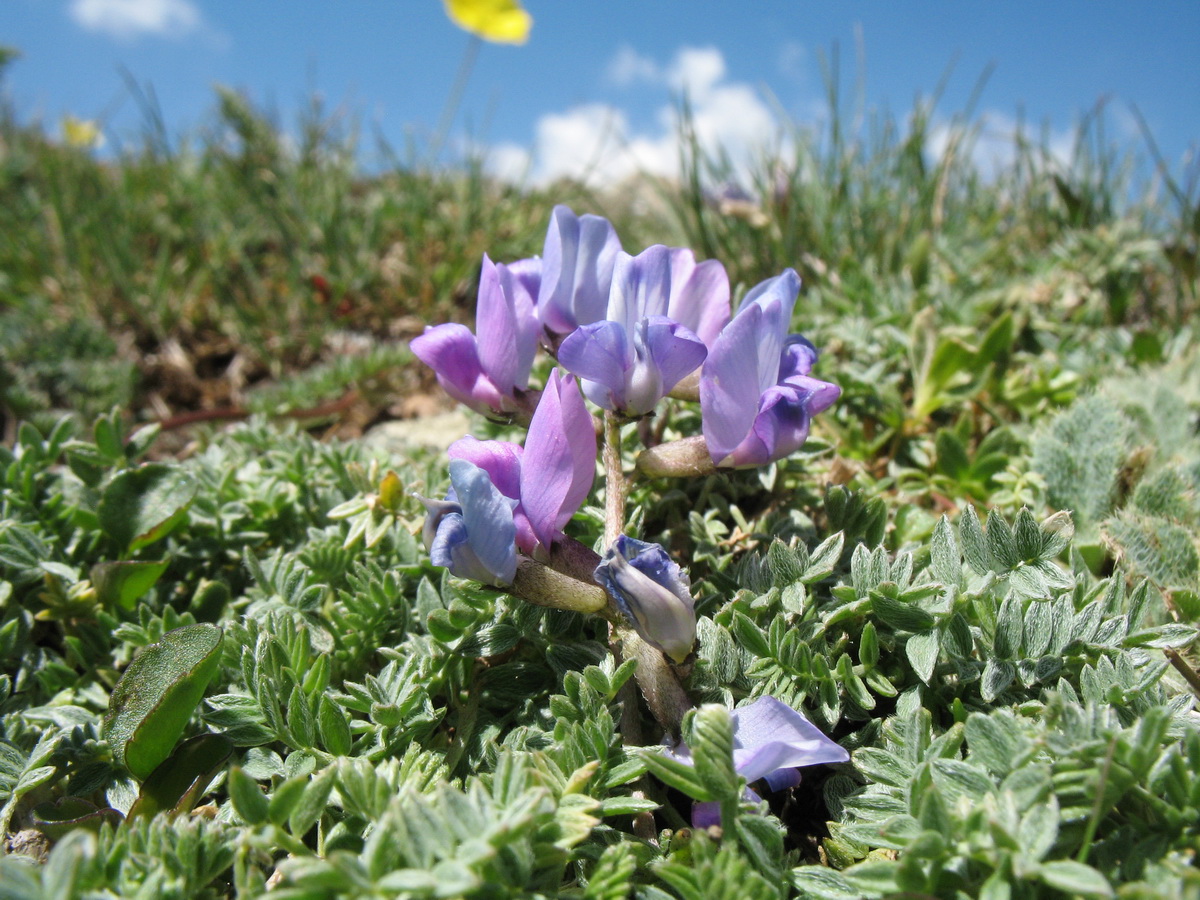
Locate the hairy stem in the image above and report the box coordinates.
[603,410,628,546]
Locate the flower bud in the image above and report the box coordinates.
[595,536,695,663]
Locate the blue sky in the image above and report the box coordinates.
[5,1,1198,188]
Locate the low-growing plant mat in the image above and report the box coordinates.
[2,69,1199,900]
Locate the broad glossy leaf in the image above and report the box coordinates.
[91,559,169,610]
[127,733,232,819]
[32,797,122,838]
[104,624,223,779]
[98,463,198,554]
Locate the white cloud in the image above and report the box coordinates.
[928,110,1075,181]
[666,46,726,98]
[777,40,806,80]
[606,44,660,87]
[69,0,201,40]
[498,45,781,189]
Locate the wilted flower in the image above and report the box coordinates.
[595,535,695,663]
[677,696,849,827]
[448,368,595,556]
[442,0,531,44]
[537,205,622,345]
[558,245,709,416]
[410,254,541,417]
[700,269,840,467]
[420,459,517,587]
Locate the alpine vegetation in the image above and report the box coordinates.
[2,85,1199,899]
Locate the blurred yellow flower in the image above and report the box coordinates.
[443,0,531,44]
[62,115,102,149]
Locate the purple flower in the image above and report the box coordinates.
[595,535,695,663]
[448,369,596,556]
[420,459,518,587]
[677,696,849,827]
[558,245,709,416]
[538,205,622,344]
[699,269,840,467]
[667,248,731,348]
[410,254,541,417]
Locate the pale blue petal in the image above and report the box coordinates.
[538,205,621,337]
[475,254,521,393]
[700,304,767,463]
[667,248,730,347]
[596,536,695,662]
[730,696,849,782]
[447,459,517,585]
[642,317,708,393]
[609,245,672,330]
[557,320,629,409]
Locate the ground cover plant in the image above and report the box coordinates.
[2,44,1200,899]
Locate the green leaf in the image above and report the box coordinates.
[90,559,169,610]
[1018,794,1058,863]
[804,532,845,583]
[985,510,1020,570]
[837,653,875,711]
[994,596,1023,659]
[1038,860,1113,898]
[31,797,123,838]
[104,624,223,779]
[228,766,270,825]
[792,866,862,900]
[583,844,637,900]
[317,695,352,755]
[127,733,232,820]
[930,516,964,590]
[859,621,880,668]
[639,749,713,802]
[965,711,1020,775]
[960,505,994,575]
[1125,623,1199,649]
[854,748,911,788]
[871,593,936,632]
[935,428,970,479]
[98,463,198,554]
[981,658,1015,702]
[268,773,308,826]
[905,631,939,684]
[689,705,741,803]
[288,767,335,836]
[767,539,804,585]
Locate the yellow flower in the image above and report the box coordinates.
[62,116,102,149]
[442,0,531,44]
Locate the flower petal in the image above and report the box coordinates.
[410,323,501,414]
[475,254,522,394]
[609,245,672,330]
[557,320,629,410]
[520,369,596,550]
[445,459,518,585]
[443,0,531,44]
[738,269,800,394]
[642,317,708,394]
[700,303,768,463]
[538,205,621,338]
[499,256,542,386]
[596,536,695,663]
[730,696,848,783]
[668,249,730,347]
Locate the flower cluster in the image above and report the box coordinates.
[413,204,839,468]
[411,205,844,811]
